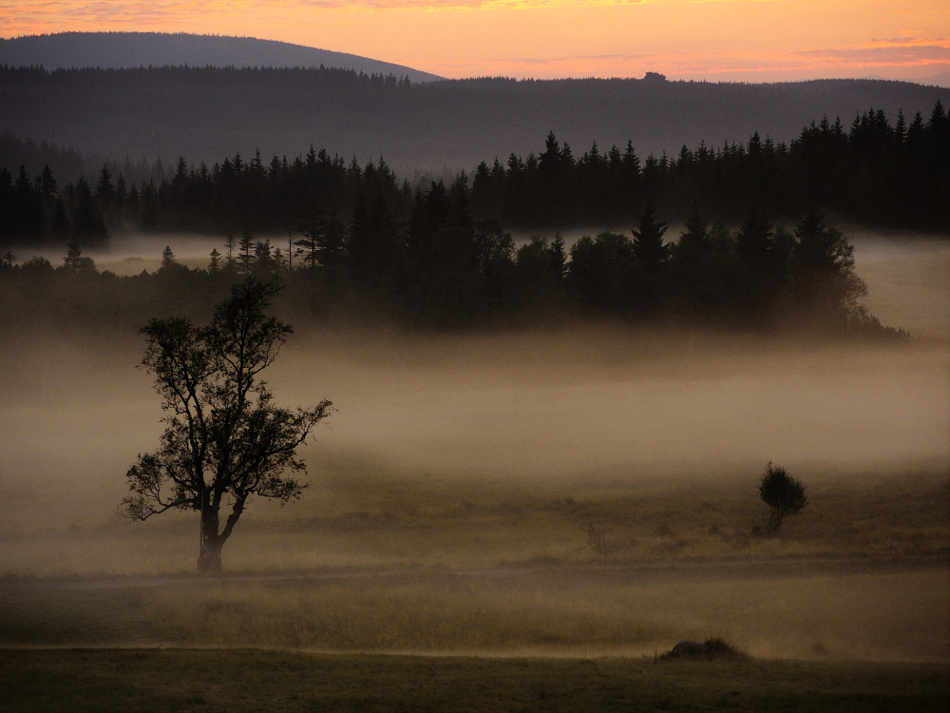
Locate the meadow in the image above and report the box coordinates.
[1,649,947,713]
[0,230,947,709]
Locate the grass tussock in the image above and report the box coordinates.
[660,637,749,662]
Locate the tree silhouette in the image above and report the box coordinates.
[160,245,178,271]
[121,279,332,571]
[790,210,867,326]
[758,462,807,536]
[631,200,669,273]
[237,230,256,275]
[62,238,96,273]
[293,207,324,270]
[69,177,108,248]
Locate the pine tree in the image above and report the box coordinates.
[70,178,108,248]
[790,210,867,322]
[293,208,323,270]
[317,208,347,272]
[95,166,115,205]
[631,201,669,273]
[63,237,96,273]
[223,234,236,273]
[237,230,255,275]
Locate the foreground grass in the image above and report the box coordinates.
[1,648,946,713]
[3,561,947,661]
[5,465,947,577]
[2,469,946,661]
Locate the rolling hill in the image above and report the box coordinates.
[0,33,946,174]
[0,32,443,83]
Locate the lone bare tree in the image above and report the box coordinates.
[121,279,331,571]
[758,462,807,536]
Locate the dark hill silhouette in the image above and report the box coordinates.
[0,31,443,83]
[0,65,945,173]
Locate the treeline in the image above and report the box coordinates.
[0,64,416,91]
[1,100,948,248]
[483,102,949,230]
[0,144,409,246]
[5,64,944,173]
[0,194,904,338]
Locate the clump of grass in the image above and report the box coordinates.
[660,637,748,662]
[701,637,748,660]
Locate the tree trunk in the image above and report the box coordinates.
[197,535,223,572]
[767,509,783,536]
[198,502,223,572]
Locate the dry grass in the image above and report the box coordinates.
[2,554,946,661]
[1,241,947,668]
[4,461,945,576]
[2,648,947,713]
[2,447,946,662]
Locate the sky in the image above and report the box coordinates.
[1,0,949,82]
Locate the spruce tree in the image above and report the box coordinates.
[631,201,669,273]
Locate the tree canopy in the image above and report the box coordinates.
[121,278,332,571]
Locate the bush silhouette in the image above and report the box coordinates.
[758,462,807,535]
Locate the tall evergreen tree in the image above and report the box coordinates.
[293,208,324,270]
[631,201,669,274]
[237,230,256,275]
[70,178,108,248]
[790,210,867,324]
[63,237,96,273]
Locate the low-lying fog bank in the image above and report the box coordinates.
[0,325,946,570]
[11,226,949,342]
[0,231,946,579]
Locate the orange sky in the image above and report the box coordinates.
[2,0,948,81]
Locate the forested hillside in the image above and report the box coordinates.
[3,102,947,247]
[1,65,945,172]
[5,103,942,336]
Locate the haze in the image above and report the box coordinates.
[0,229,946,570]
[0,227,947,668]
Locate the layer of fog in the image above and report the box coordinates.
[0,230,946,564]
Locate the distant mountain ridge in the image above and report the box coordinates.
[4,67,947,172]
[0,41,946,174]
[0,31,444,83]
[915,71,950,89]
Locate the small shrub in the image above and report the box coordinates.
[758,462,807,536]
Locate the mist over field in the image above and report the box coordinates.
[1,229,946,550]
[0,230,947,662]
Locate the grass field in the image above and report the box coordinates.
[1,237,947,710]
[1,648,947,713]
[4,458,948,575]
[2,468,947,662]
[3,466,945,710]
